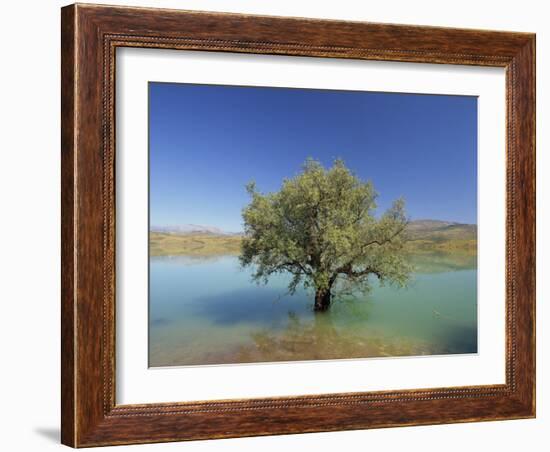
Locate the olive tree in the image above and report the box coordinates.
[240,159,411,311]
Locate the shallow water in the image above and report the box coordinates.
[149,254,477,367]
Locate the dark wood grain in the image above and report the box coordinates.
[60,5,76,446]
[61,3,536,447]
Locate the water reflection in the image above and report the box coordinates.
[192,287,309,327]
[233,311,414,363]
[408,251,476,273]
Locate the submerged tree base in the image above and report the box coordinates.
[314,289,332,312]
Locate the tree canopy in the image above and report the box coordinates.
[240,158,411,311]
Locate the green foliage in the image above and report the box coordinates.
[240,158,412,307]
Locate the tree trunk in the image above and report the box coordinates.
[314,287,332,312]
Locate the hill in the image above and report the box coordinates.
[150,224,226,235]
[404,220,477,253]
[149,232,242,256]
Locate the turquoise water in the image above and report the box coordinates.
[149,255,477,366]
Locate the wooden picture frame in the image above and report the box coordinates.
[61,3,535,447]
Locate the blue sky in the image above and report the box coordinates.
[149,82,477,232]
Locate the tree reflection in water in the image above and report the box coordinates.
[235,309,435,363]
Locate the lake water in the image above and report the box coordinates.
[149,254,477,367]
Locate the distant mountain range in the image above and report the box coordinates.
[151,220,476,240]
[405,220,476,242]
[150,220,476,257]
[150,224,240,236]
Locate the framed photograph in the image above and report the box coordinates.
[61,3,535,447]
